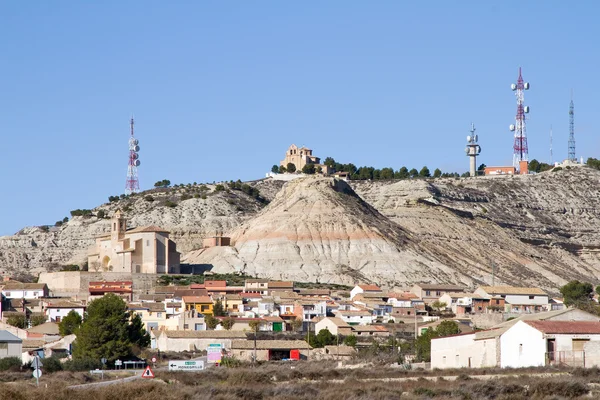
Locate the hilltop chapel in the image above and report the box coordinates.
[87,211,180,274]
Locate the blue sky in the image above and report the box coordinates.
[1,2,598,235]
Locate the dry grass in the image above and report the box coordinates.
[1,362,599,399]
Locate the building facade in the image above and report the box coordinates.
[87,211,180,274]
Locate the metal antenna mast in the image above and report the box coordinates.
[125,117,141,194]
[509,67,530,169]
[568,91,576,162]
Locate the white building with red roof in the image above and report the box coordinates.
[350,284,382,300]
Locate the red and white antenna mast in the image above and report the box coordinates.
[125,117,140,194]
[509,67,530,169]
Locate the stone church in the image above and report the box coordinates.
[87,211,180,274]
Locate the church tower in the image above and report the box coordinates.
[111,210,127,242]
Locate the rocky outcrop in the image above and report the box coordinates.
[3,167,600,291]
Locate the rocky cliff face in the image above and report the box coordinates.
[2,167,600,291]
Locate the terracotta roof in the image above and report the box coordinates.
[357,284,381,291]
[262,316,284,322]
[443,292,488,299]
[139,294,167,302]
[225,294,242,300]
[127,226,169,234]
[204,280,227,288]
[174,289,209,298]
[525,320,600,334]
[270,291,299,299]
[478,286,547,296]
[45,301,85,309]
[22,340,46,349]
[245,279,269,283]
[297,289,331,296]
[231,339,310,350]
[162,330,247,339]
[415,284,465,291]
[182,296,212,303]
[268,281,294,289]
[166,302,182,308]
[241,293,263,299]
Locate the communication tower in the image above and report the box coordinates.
[465,123,481,177]
[125,117,141,194]
[568,93,576,162]
[508,68,530,169]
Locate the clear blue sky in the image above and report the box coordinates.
[1,2,598,235]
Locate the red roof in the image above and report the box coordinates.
[205,280,227,288]
[525,321,600,334]
[358,284,381,291]
[190,284,205,289]
[182,296,212,303]
[241,293,263,298]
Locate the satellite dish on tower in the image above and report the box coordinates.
[467,136,471,142]
[524,82,530,90]
[511,83,517,91]
[509,124,515,131]
[524,106,530,113]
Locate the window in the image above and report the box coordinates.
[529,296,534,299]
[157,313,162,318]
[436,291,441,296]
[0,343,7,350]
[4,292,10,297]
[183,324,189,329]
[146,240,150,246]
[519,344,523,355]
[425,290,431,296]
[495,299,500,304]
[55,317,61,323]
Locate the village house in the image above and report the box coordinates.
[475,286,549,313]
[294,299,327,323]
[350,284,382,300]
[182,296,214,316]
[244,279,269,295]
[351,325,390,338]
[153,330,247,352]
[43,300,85,323]
[411,283,466,304]
[314,317,353,336]
[87,211,180,274]
[89,281,133,301]
[500,320,600,368]
[335,310,375,326]
[431,308,600,369]
[0,330,22,360]
[1,282,48,299]
[438,293,492,315]
[267,281,294,294]
[230,339,311,361]
[128,302,168,333]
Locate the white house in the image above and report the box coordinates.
[0,330,22,360]
[44,301,85,323]
[475,286,549,313]
[350,284,381,300]
[500,320,600,368]
[431,308,600,369]
[334,310,375,326]
[1,283,48,299]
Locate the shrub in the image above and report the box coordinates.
[0,357,22,371]
[144,195,155,202]
[70,209,92,217]
[62,358,102,371]
[165,200,177,208]
[96,210,106,219]
[215,184,225,192]
[43,357,63,373]
[180,194,191,201]
[6,315,26,329]
[30,315,47,327]
[553,167,563,172]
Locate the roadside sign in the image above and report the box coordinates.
[207,344,222,363]
[101,358,107,365]
[32,356,43,369]
[141,366,155,379]
[115,360,123,366]
[168,360,205,372]
[32,369,42,379]
[151,357,157,363]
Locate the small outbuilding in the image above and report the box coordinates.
[0,330,22,359]
[230,340,311,361]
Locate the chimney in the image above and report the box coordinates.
[519,160,529,175]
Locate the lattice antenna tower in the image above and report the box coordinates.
[568,91,576,162]
[509,67,530,169]
[125,117,141,194]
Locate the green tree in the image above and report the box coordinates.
[287,163,297,173]
[302,164,316,174]
[59,310,82,336]
[395,166,409,179]
[221,317,235,330]
[478,163,487,171]
[409,168,419,178]
[278,165,287,173]
[205,315,219,330]
[248,320,261,334]
[343,334,357,347]
[587,158,600,170]
[323,157,336,167]
[72,294,150,362]
[290,318,303,332]
[96,210,105,219]
[433,168,442,178]
[316,165,323,174]
[560,280,593,306]
[415,320,460,362]
[380,167,394,180]
[529,159,540,173]
[430,301,447,312]
[213,300,226,317]
[307,329,337,348]
[30,315,47,327]
[271,165,279,173]
[419,166,431,178]
[6,315,26,329]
